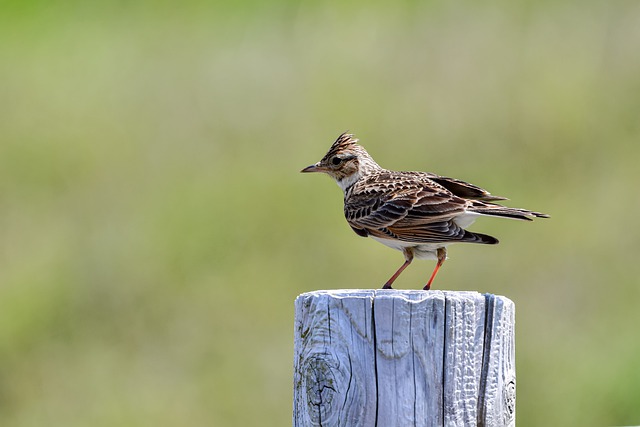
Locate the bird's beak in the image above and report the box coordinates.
[301,162,325,173]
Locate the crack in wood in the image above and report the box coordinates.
[293,290,515,427]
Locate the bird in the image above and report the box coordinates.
[301,132,549,290]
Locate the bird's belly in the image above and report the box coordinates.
[370,236,443,260]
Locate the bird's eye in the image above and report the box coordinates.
[331,156,342,165]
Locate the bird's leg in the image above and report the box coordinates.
[424,247,447,290]
[382,248,414,289]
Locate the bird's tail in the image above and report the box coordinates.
[464,230,500,245]
[469,202,550,221]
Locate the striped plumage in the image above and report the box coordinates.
[301,132,549,290]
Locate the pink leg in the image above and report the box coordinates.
[382,249,414,289]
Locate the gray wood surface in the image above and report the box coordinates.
[293,290,515,427]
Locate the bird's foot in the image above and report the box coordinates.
[381,283,393,290]
[422,284,431,291]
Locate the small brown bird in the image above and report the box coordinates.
[301,132,549,290]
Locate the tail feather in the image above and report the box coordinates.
[470,203,550,221]
[464,230,499,245]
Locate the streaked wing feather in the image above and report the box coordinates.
[387,220,469,243]
[423,173,508,201]
[345,171,474,243]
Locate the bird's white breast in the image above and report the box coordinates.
[370,236,443,260]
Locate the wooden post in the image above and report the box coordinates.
[293,290,515,427]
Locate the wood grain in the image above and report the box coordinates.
[293,290,515,427]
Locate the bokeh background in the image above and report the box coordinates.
[1,0,640,425]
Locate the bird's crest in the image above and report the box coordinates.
[328,131,359,155]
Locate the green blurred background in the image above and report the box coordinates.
[1,0,639,425]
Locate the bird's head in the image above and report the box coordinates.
[301,132,381,190]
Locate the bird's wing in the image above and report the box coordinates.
[379,220,496,244]
[345,171,487,243]
[422,173,508,201]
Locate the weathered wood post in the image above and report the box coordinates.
[293,290,515,427]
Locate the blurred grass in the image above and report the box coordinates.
[1,0,640,425]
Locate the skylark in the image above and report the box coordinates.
[301,132,549,290]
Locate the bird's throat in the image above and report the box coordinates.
[336,171,361,192]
